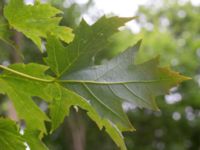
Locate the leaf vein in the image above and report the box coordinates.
[82,83,126,122]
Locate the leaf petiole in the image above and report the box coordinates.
[0,65,55,83]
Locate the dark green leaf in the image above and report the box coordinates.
[44,36,69,77]
[58,41,189,148]
[49,85,128,150]
[45,16,134,76]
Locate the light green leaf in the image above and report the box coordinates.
[45,16,134,76]
[4,0,74,50]
[0,63,57,149]
[0,63,53,132]
[3,63,54,102]
[0,78,48,132]
[23,129,48,150]
[0,118,26,150]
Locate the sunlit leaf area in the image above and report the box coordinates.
[0,0,199,149]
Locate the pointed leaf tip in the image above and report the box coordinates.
[159,67,191,83]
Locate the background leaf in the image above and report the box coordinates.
[23,129,48,150]
[4,0,74,50]
[0,118,26,150]
[0,19,11,43]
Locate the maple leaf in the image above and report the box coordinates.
[45,16,134,76]
[0,63,53,132]
[49,85,129,150]
[52,41,188,150]
[0,5,190,149]
[4,0,74,50]
[23,129,48,150]
[0,118,26,150]
[0,41,189,150]
[0,63,55,149]
[42,16,190,149]
[45,38,189,150]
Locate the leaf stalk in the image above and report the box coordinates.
[0,65,54,83]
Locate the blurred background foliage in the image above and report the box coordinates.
[0,0,200,149]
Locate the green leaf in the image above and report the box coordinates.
[4,0,74,50]
[0,17,13,46]
[95,29,137,63]
[0,20,9,42]
[0,78,48,132]
[0,118,26,150]
[0,63,52,132]
[0,10,190,149]
[62,40,189,109]
[23,129,48,150]
[49,85,128,150]
[45,16,134,76]
[0,64,57,149]
[0,41,189,150]
[57,41,190,149]
[2,63,54,102]
[44,36,69,77]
